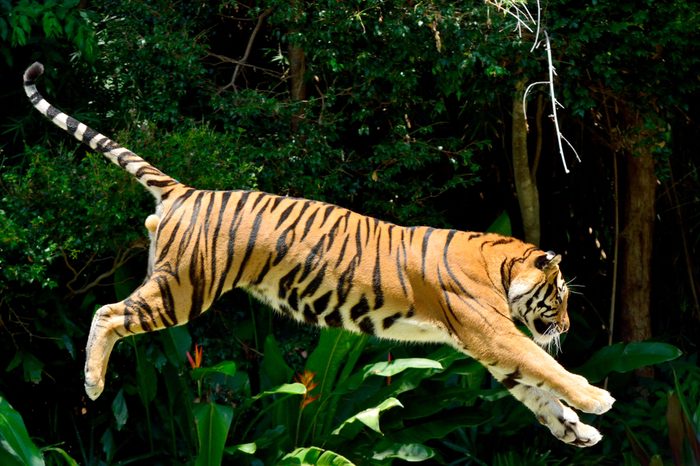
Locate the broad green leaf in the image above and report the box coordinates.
[390,407,491,443]
[575,342,682,382]
[111,389,128,431]
[362,358,443,378]
[372,440,435,462]
[279,446,355,466]
[42,447,79,466]
[226,425,285,456]
[0,396,45,466]
[159,326,192,368]
[332,397,403,436]
[261,334,293,388]
[191,361,237,381]
[133,339,157,407]
[253,382,307,401]
[227,442,256,455]
[193,402,234,466]
[487,210,511,235]
[306,329,362,396]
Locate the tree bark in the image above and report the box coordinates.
[619,147,655,344]
[288,42,306,132]
[512,79,540,246]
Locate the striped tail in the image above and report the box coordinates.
[23,62,179,201]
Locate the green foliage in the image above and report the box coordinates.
[1,0,699,465]
[0,0,97,64]
[0,395,44,466]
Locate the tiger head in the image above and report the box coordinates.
[508,251,570,352]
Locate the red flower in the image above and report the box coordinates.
[295,370,319,409]
[187,344,203,369]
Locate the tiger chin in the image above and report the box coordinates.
[23,62,614,448]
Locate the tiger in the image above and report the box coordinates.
[23,62,614,447]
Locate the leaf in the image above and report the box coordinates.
[575,342,682,383]
[159,326,192,368]
[278,446,355,466]
[111,389,128,431]
[133,339,157,407]
[193,403,234,466]
[372,440,435,462]
[0,396,44,466]
[227,442,256,455]
[41,447,79,466]
[487,210,511,235]
[332,397,403,436]
[191,361,237,381]
[390,407,491,443]
[362,358,443,378]
[261,335,293,388]
[252,383,307,401]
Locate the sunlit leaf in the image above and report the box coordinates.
[332,397,403,436]
[0,396,44,466]
[278,446,355,466]
[575,342,682,382]
[193,403,234,466]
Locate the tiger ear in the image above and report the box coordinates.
[535,250,561,271]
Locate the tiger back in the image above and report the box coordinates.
[23,62,614,448]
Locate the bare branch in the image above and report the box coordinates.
[223,8,273,91]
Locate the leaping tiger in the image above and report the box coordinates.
[23,62,614,447]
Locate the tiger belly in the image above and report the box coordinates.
[244,282,452,345]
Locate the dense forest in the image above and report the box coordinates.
[1,0,699,464]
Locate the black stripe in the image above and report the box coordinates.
[82,127,99,144]
[324,308,343,327]
[301,208,319,241]
[319,205,335,228]
[373,231,384,309]
[275,203,296,229]
[382,312,402,330]
[288,288,299,312]
[156,275,177,326]
[300,235,325,282]
[274,228,295,266]
[209,191,232,299]
[66,116,79,134]
[300,263,327,299]
[278,264,301,299]
[303,304,318,324]
[501,368,521,389]
[232,197,271,287]
[313,290,332,315]
[359,317,375,335]
[29,92,42,104]
[269,195,284,213]
[421,228,434,279]
[46,105,60,119]
[156,189,196,264]
[252,256,273,285]
[350,295,370,321]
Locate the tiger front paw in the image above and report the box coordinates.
[541,404,603,447]
[564,374,615,415]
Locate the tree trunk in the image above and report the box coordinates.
[619,147,655,344]
[288,42,306,132]
[512,79,540,246]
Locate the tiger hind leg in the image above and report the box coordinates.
[84,272,181,400]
